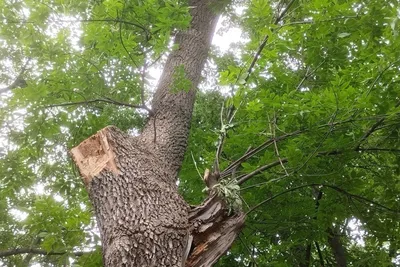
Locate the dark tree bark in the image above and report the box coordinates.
[327,227,347,267]
[71,0,245,266]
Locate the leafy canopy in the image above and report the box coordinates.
[1,0,400,266]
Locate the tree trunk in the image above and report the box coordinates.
[327,227,347,267]
[71,0,245,266]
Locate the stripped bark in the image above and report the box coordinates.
[186,196,245,267]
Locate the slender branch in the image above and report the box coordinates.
[296,60,326,90]
[118,16,139,68]
[312,191,325,266]
[238,235,258,267]
[44,97,153,114]
[223,110,399,185]
[237,159,287,185]
[303,243,312,267]
[221,130,302,179]
[245,0,297,81]
[215,104,225,172]
[140,61,147,106]
[8,18,149,37]
[214,0,297,172]
[358,148,400,153]
[0,248,85,258]
[239,144,400,190]
[274,0,297,24]
[76,54,104,79]
[279,15,359,28]
[191,151,203,181]
[366,59,400,96]
[355,100,400,149]
[315,241,325,266]
[247,183,399,215]
[270,114,289,176]
[319,148,400,156]
[223,113,391,179]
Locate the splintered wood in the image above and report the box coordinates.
[70,127,120,185]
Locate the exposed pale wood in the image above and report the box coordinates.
[70,127,120,185]
[186,196,246,267]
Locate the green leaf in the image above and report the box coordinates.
[338,32,351,38]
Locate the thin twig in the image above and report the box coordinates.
[366,59,400,96]
[269,113,289,176]
[355,99,400,149]
[246,0,297,82]
[237,159,287,185]
[239,143,400,190]
[220,130,302,179]
[0,248,86,258]
[296,60,326,90]
[238,235,258,267]
[191,152,203,181]
[223,108,399,185]
[315,241,325,266]
[215,103,225,172]
[9,18,149,38]
[140,61,148,106]
[44,97,151,113]
[278,15,359,29]
[119,17,139,68]
[213,0,298,175]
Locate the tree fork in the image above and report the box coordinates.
[71,126,245,266]
[70,1,242,266]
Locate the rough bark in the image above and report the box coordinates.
[72,127,188,266]
[72,126,245,266]
[140,0,221,176]
[71,1,242,266]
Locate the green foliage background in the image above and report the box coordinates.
[0,0,399,266]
